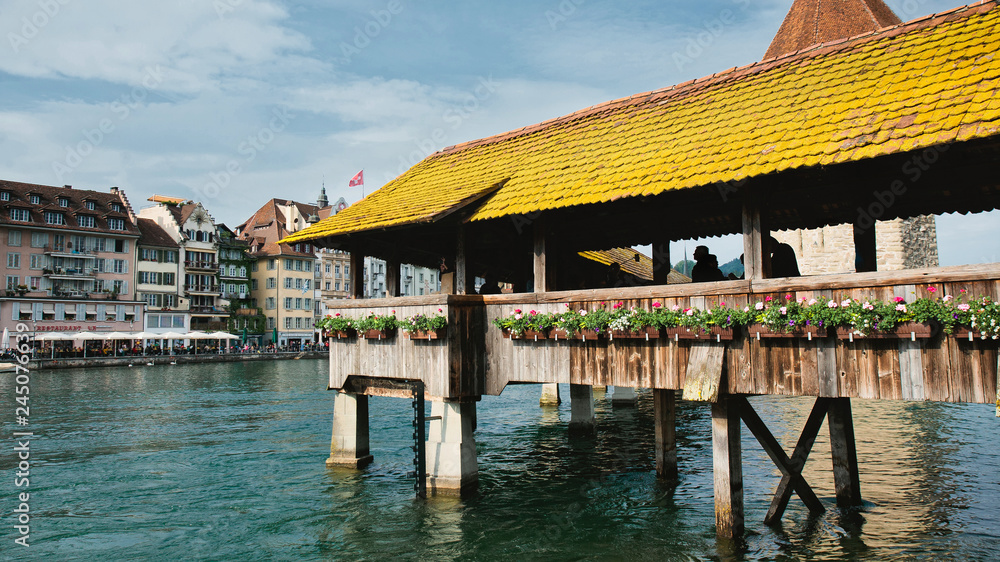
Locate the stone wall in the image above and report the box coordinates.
[773,215,939,275]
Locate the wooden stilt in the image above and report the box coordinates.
[653,389,677,479]
[712,396,743,539]
[765,398,831,524]
[828,397,862,509]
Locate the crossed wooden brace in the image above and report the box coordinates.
[733,396,835,524]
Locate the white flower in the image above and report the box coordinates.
[827,301,838,308]
[743,306,750,312]
[808,299,817,306]
[943,295,953,302]
[957,304,970,312]
[896,304,907,312]
[514,314,522,320]
[841,299,852,307]
[755,302,764,310]
[779,307,787,315]
[579,310,587,316]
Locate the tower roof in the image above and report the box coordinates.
[764,0,901,60]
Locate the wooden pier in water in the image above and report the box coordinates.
[284,0,1000,540]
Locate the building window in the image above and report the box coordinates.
[294,298,302,309]
[267,317,275,330]
[304,298,311,309]
[294,278,302,289]
[0,191,8,201]
[267,259,275,270]
[284,297,292,309]
[251,279,258,290]
[91,237,106,252]
[238,266,246,277]
[28,276,41,290]
[266,277,276,289]
[164,250,176,263]
[86,200,96,210]
[7,253,20,269]
[59,197,69,207]
[113,260,127,274]
[295,317,302,329]
[29,254,44,269]
[30,233,47,247]
[284,259,293,270]
[335,281,341,291]
[325,282,330,290]
[344,265,349,276]
[114,240,128,253]
[295,260,303,271]
[266,297,275,309]
[284,278,293,289]
[44,211,65,225]
[325,263,331,273]
[6,276,19,289]
[107,218,125,230]
[78,215,96,228]
[9,209,29,222]
[285,317,292,329]
[112,203,122,212]
[28,195,40,204]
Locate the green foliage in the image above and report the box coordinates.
[492,308,553,336]
[316,313,354,333]
[400,309,448,333]
[969,296,1000,340]
[354,312,398,332]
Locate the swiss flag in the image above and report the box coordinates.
[348,170,364,187]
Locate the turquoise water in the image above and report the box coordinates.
[2,359,998,560]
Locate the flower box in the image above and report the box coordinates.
[405,328,446,340]
[748,324,827,340]
[550,328,602,341]
[835,322,934,342]
[329,330,355,340]
[953,328,1000,342]
[609,327,660,340]
[664,327,733,341]
[360,329,395,341]
[501,328,548,341]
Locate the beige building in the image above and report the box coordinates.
[236,199,322,347]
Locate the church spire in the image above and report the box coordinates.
[318,177,329,208]
[764,0,901,60]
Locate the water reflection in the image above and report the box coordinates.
[1,362,997,560]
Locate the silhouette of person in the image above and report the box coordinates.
[478,274,501,295]
[691,247,725,282]
[604,262,622,287]
[768,236,801,278]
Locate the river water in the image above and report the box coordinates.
[2,359,998,560]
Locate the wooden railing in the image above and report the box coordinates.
[324,264,1000,403]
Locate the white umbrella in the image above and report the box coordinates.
[157,331,188,339]
[186,331,212,339]
[1,328,9,350]
[206,331,239,340]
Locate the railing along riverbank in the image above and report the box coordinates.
[15,350,328,371]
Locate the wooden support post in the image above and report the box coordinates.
[568,384,595,433]
[385,258,401,297]
[828,397,862,509]
[533,218,549,292]
[455,227,470,295]
[737,397,825,522]
[712,396,744,539]
[765,398,831,524]
[540,383,561,406]
[349,250,365,299]
[853,223,877,273]
[654,389,677,479]
[742,190,770,280]
[652,241,671,285]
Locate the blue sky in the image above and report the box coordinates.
[1,0,996,265]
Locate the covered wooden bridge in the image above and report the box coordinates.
[284,0,1000,539]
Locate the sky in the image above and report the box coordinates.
[1,0,996,266]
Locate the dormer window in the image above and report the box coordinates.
[78,215,96,228]
[85,201,96,210]
[59,197,69,207]
[0,192,9,201]
[9,209,29,222]
[111,203,123,212]
[44,211,65,225]
[107,218,125,231]
[28,195,40,204]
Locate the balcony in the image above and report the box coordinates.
[184,260,218,271]
[221,292,248,300]
[184,283,220,294]
[42,245,96,259]
[43,267,97,280]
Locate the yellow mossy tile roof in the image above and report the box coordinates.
[286,1,1000,244]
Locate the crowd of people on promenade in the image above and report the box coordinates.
[5,341,329,361]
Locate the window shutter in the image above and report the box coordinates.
[11,302,19,321]
[55,303,65,321]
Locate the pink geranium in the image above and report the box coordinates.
[894,296,905,303]
[652,302,662,308]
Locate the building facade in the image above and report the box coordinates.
[135,218,185,336]
[0,180,143,338]
[138,196,228,332]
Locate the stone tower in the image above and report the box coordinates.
[766,0,938,273]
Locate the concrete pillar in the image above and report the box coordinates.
[654,389,677,479]
[326,392,373,468]
[611,386,638,406]
[569,384,595,433]
[540,383,561,406]
[426,399,478,495]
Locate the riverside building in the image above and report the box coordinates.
[0,180,143,337]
